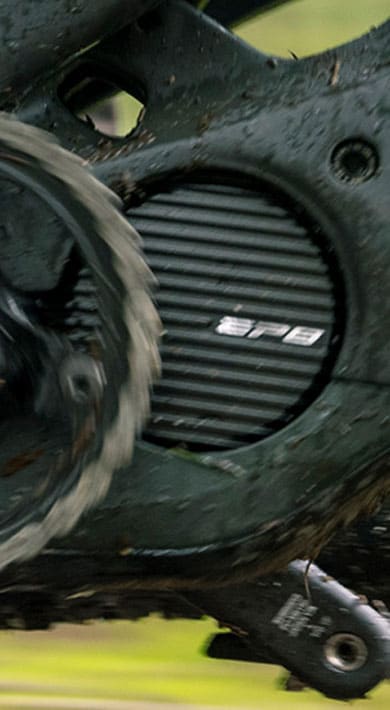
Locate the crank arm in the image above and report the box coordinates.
[188,560,390,700]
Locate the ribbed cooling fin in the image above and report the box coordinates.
[128,179,341,451]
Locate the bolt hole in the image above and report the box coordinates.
[331,139,379,183]
[70,374,91,401]
[59,66,146,138]
[341,152,369,178]
[324,633,368,672]
[337,640,358,664]
[60,354,104,406]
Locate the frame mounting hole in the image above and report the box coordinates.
[59,67,145,138]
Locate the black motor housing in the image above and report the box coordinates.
[2,0,390,585]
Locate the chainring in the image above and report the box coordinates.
[0,114,160,569]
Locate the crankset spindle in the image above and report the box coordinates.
[0,289,103,504]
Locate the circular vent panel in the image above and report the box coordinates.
[128,177,342,451]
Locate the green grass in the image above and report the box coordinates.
[236,0,389,57]
[0,617,388,707]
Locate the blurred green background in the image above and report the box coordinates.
[236,0,389,56]
[1,617,389,709]
[2,1,389,708]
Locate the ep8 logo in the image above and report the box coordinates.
[215,316,324,347]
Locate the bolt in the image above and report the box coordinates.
[331,139,379,184]
[324,632,368,672]
[60,353,104,406]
